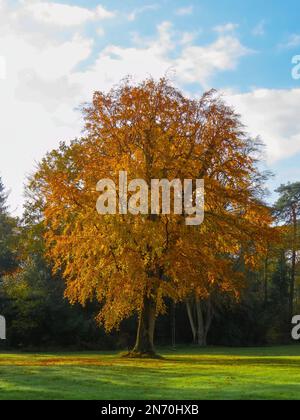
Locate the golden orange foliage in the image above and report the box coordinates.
[30,78,275,332]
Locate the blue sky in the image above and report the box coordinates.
[62,0,300,90]
[1,0,300,213]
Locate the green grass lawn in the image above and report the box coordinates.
[0,346,300,400]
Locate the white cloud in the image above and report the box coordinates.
[180,31,198,45]
[70,22,175,97]
[0,56,6,79]
[19,0,115,27]
[96,27,105,37]
[279,34,300,49]
[0,2,93,212]
[175,6,193,16]
[0,2,254,213]
[175,35,250,87]
[76,22,249,92]
[94,5,116,20]
[127,4,159,22]
[225,88,300,163]
[214,23,239,33]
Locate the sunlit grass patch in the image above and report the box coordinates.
[0,346,300,400]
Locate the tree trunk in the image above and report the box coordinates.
[204,297,213,345]
[264,256,269,305]
[186,295,214,347]
[171,301,176,349]
[290,208,298,319]
[195,298,206,346]
[132,295,157,356]
[290,250,296,319]
[186,299,197,343]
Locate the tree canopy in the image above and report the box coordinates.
[29,78,275,355]
[0,177,18,278]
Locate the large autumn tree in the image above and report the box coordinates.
[28,78,274,356]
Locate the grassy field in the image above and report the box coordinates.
[0,346,300,400]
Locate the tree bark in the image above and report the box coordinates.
[204,297,213,345]
[132,295,157,356]
[264,256,269,305]
[186,299,197,343]
[186,295,214,347]
[290,208,298,319]
[195,297,206,346]
[171,301,176,349]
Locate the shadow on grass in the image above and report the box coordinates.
[1,364,300,400]
[161,345,300,358]
[1,346,300,400]
[166,357,300,368]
